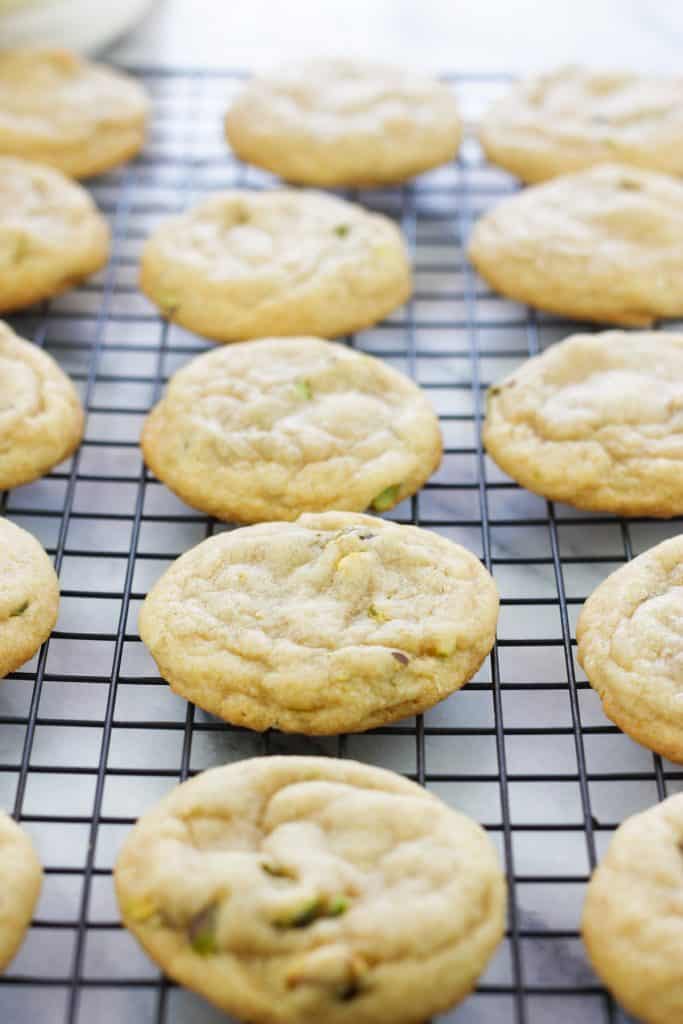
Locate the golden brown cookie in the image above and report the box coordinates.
[139,512,499,735]
[0,517,59,679]
[226,58,462,186]
[142,336,442,522]
[116,756,506,1024]
[0,812,42,972]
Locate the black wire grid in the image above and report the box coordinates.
[0,67,679,1024]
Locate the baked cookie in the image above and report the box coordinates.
[0,321,84,490]
[582,793,683,1024]
[0,812,42,972]
[484,331,683,517]
[225,58,462,186]
[0,156,110,313]
[480,66,683,184]
[139,189,411,342]
[577,535,683,763]
[142,337,442,523]
[468,163,683,326]
[0,518,59,679]
[116,756,506,1024]
[139,512,499,734]
[0,47,148,178]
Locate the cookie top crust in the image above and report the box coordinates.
[0,321,84,490]
[0,812,42,972]
[0,517,59,679]
[468,162,683,327]
[115,756,505,1024]
[0,47,149,178]
[480,66,683,183]
[577,534,683,763]
[226,58,462,186]
[139,512,499,734]
[483,330,683,517]
[139,189,411,342]
[142,336,442,522]
[0,156,110,313]
[582,793,683,1024]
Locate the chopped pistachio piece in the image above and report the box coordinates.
[391,651,409,665]
[261,861,295,879]
[9,600,29,617]
[618,178,642,191]
[273,896,324,928]
[188,903,219,955]
[325,895,348,917]
[433,637,456,658]
[368,603,388,622]
[126,894,158,923]
[333,224,350,238]
[159,292,180,317]
[293,378,313,400]
[371,484,401,513]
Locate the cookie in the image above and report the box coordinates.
[577,535,683,763]
[468,163,683,327]
[139,512,499,735]
[0,47,148,178]
[116,755,505,1024]
[0,321,84,490]
[225,58,462,186]
[142,336,442,523]
[0,812,42,972]
[0,156,110,313]
[480,66,683,184]
[139,189,411,342]
[0,518,60,679]
[582,793,683,1024]
[484,330,683,517]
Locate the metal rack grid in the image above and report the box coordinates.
[0,66,679,1024]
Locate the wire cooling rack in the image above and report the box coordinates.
[1,66,680,1024]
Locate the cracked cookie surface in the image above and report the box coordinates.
[142,337,442,522]
[582,793,683,1024]
[139,190,411,343]
[577,535,683,762]
[0,47,148,178]
[0,812,42,972]
[139,512,499,734]
[225,58,461,186]
[115,756,505,1024]
[0,518,59,679]
[480,66,683,183]
[483,331,683,517]
[0,156,110,313]
[0,321,84,490]
[468,163,683,326]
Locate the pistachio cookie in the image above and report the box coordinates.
[0,47,148,178]
[225,59,461,186]
[480,66,683,184]
[139,512,499,734]
[0,812,42,972]
[0,518,59,679]
[484,331,683,517]
[468,163,683,326]
[0,321,84,490]
[142,337,442,522]
[0,156,110,313]
[116,756,505,1024]
[577,535,683,763]
[139,190,411,342]
[582,793,683,1024]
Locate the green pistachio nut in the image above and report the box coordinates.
[371,484,401,513]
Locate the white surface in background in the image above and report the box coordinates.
[109,0,683,73]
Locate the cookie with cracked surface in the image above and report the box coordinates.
[115,756,506,1024]
[480,66,683,184]
[142,336,442,523]
[0,156,110,313]
[139,190,411,343]
[577,535,683,763]
[582,793,683,1023]
[0,321,84,490]
[139,512,499,734]
[0,518,59,679]
[0,812,42,972]
[0,47,148,178]
[484,331,683,517]
[468,163,683,327]
[225,58,462,186]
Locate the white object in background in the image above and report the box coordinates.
[0,0,155,53]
